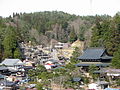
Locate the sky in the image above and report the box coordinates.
[0,0,120,17]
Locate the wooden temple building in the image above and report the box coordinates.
[76,48,112,67]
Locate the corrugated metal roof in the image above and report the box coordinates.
[78,48,105,59]
[1,59,22,66]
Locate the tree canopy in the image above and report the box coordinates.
[111,46,120,69]
[91,14,120,56]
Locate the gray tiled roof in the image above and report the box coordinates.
[1,59,22,66]
[0,66,8,70]
[78,48,105,59]
[101,55,113,59]
[72,77,81,82]
[75,63,110,67]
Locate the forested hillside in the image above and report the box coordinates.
[0,11,115,61]
[0,11,95,60]
[9,11,95,44]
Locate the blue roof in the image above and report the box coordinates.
[78,48,105,60]
[105,88,120,90]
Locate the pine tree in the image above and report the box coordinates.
[69,28,77,43]
[111,46,120,69]
[91,18,102,47]
[14,48,21,59]
[3,27,17,58]
[0,40,2,60]
[89,64,98,79]
[105,14,120,55]
[89,64,98,75]
[70,47,81,64]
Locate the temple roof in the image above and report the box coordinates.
[75,62,110,67]
[77,48,112,60]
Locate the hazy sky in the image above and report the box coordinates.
[0,0,120,17]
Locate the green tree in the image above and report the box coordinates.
[69,28,77,43]
[65,63,76,72]
[90,14,120,56]
[28,65,47,81]
[28,69,37,81]
[78,33,85,41]
[14,48,21,59]
[54,68,67,76]
[36,64,47,73]
[3,27,17,58]
[111,46,120,68]
[70,47,81,64]
[36,83,43,90]
[105,14,120,55]
[89,64,98,79]
[91,19,102,47]
[0,40,3,60]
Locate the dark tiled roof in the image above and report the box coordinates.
[72,77,81,82]
[78,48,106,60]
[100,55,112,59]
[75,63,110,67]
[18,66,33,69]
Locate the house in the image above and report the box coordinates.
[0,81,18,89]
[54,42,64,49]
[72,77,83,85]
[95,68,120,77]
[97,68,120,84]
[1,59,24,71]
[105,69,120,77]
[88,81,109,90]
[76,48,112,67]
[44,59,60,70]
[0,66,11,76]
[23,60,34,67]
[88,83,98,90]
[54,42,70,49]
